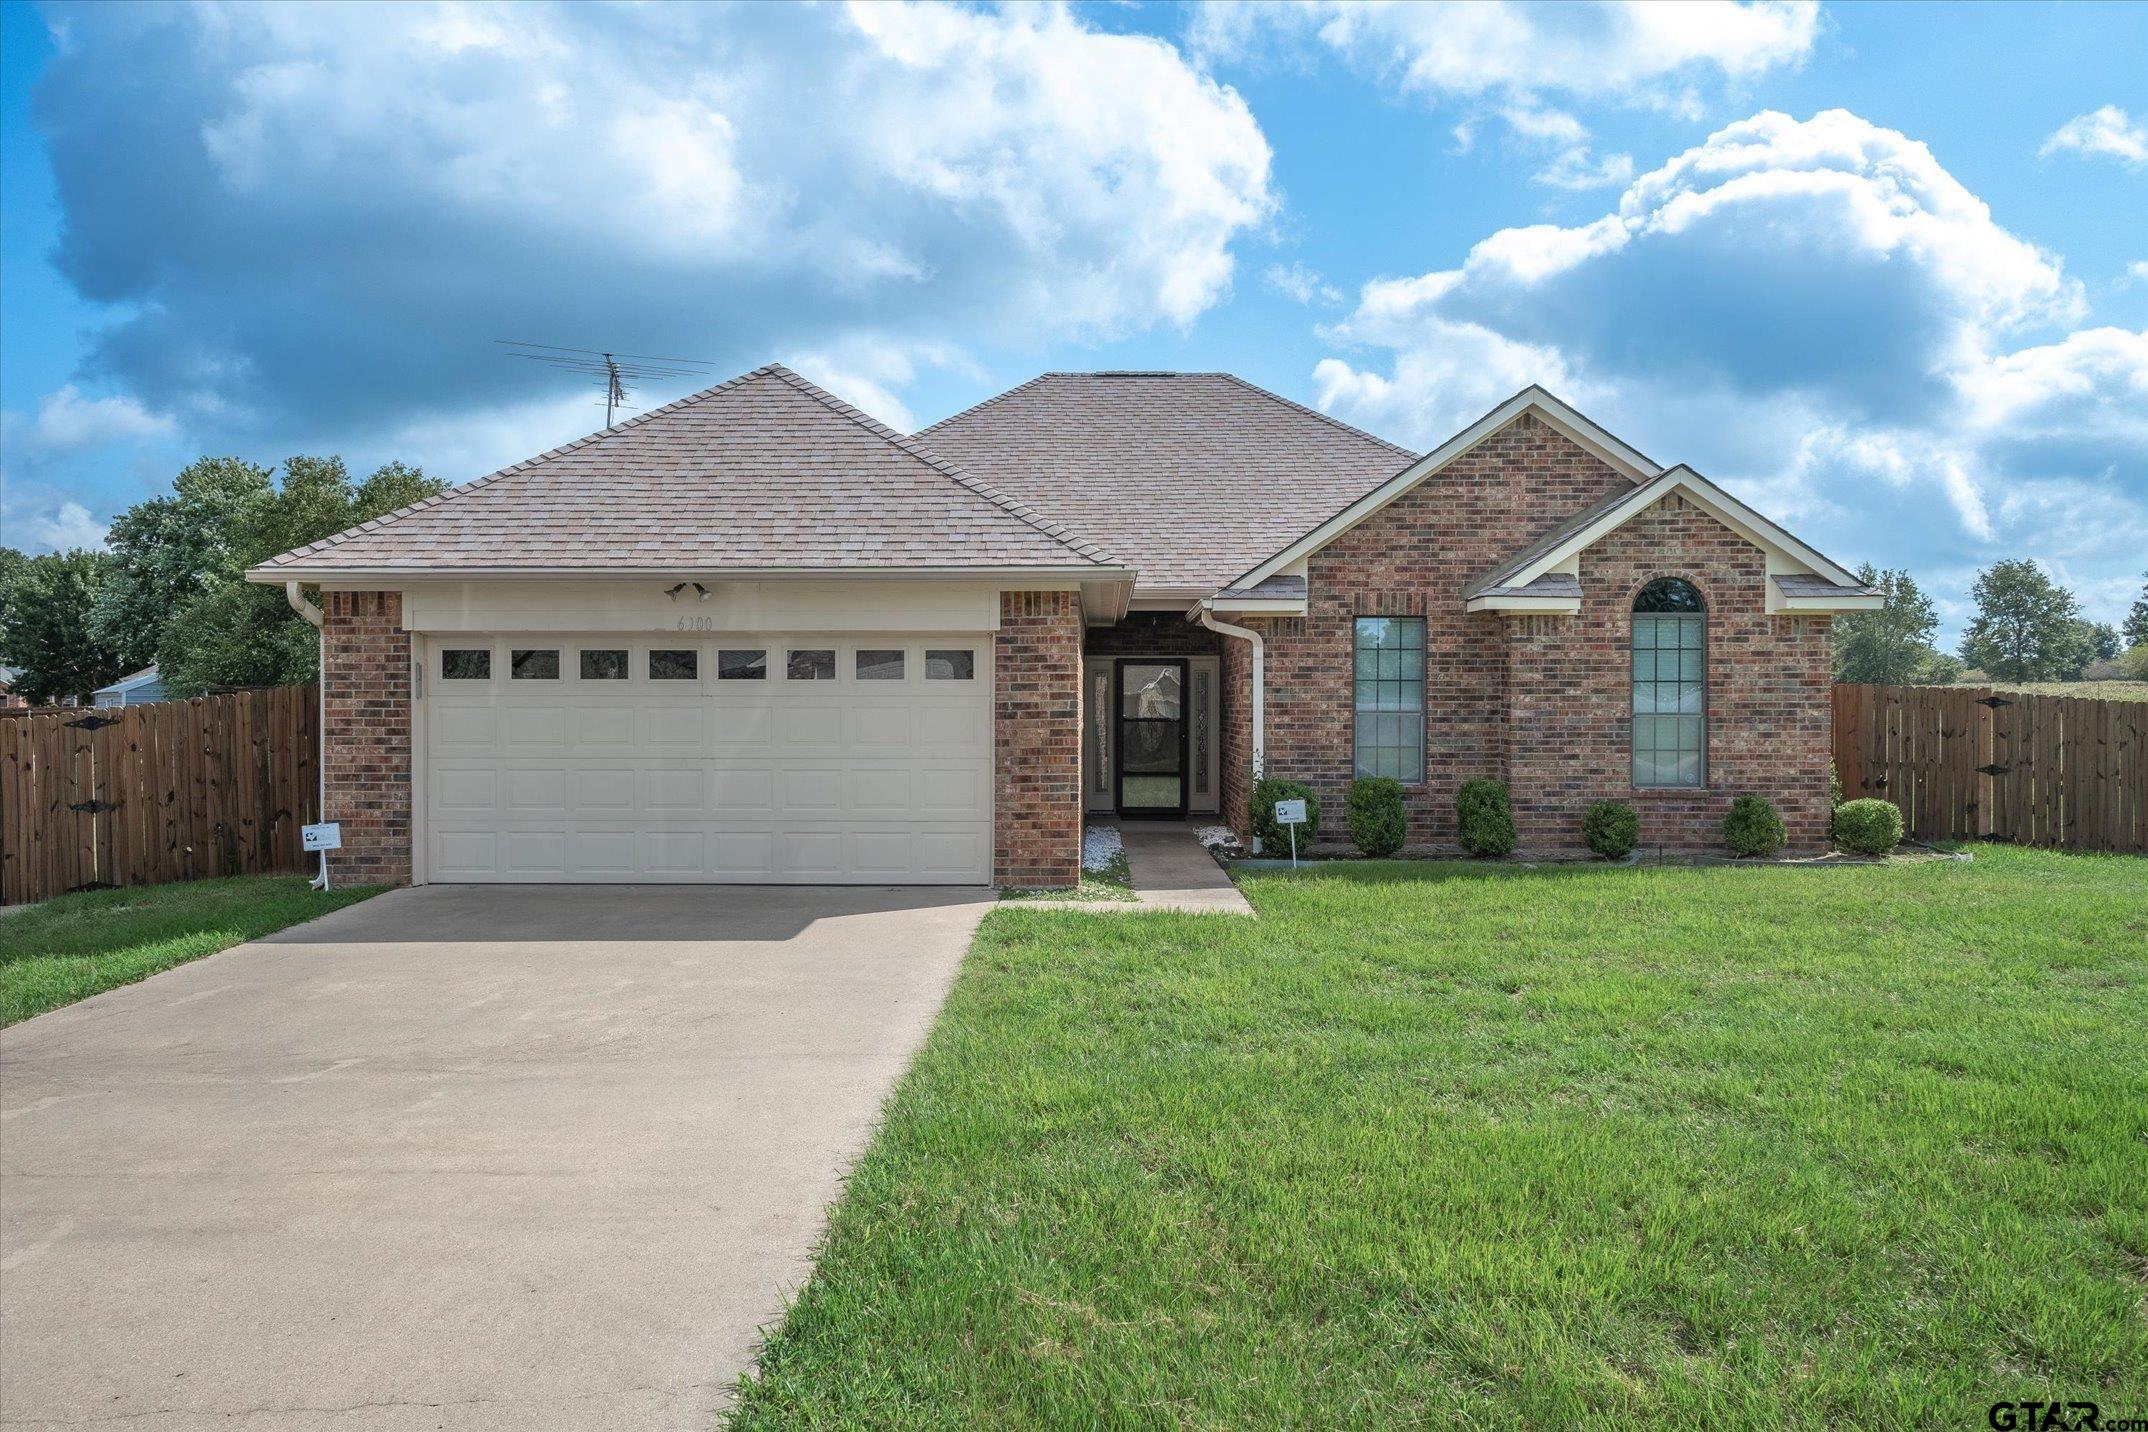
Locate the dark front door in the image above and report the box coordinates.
[1115,659,1188,819]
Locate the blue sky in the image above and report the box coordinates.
[2,0,2143,640]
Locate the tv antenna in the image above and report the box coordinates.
[497,341,719,428]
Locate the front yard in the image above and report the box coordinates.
[732,846,2147,1427]
[0,875,383,1026]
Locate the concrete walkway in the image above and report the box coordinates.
[1117,825,1254,915]
[0,883,993,1431]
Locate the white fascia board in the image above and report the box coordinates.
[1464,595,1581,615]
[1203,597,1308,615]
[1225,386,1663,593]
[1503,467,1866,593]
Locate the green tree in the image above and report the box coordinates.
[2123,572,2148,651]
[152,455,446,694]
[1958,560,2092,682]
[2084,622,2121,663]
[0,550,130,703]
[89,457,277,672]
[1831,565,1955,684]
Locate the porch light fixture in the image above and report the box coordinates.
[664,582,713,602]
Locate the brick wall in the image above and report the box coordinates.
[322,590,413,885]
[995,591,1083,887]
[1504,495,1833,853]
[1225,416,1832,854]
[1246,412,1633,845]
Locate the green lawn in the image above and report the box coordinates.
[732,846,2148,1427]
[0,875,383,1026]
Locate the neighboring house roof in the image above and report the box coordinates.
[1226,385,1663,596]
[248,366,1121,580]
[93,666,162,696]
[914,372,1416,595]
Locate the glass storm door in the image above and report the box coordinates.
[1115,659,1188,818]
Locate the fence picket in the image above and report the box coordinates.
[0,686,321,905]
[1831,684,2144,854]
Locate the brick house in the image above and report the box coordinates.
[246,365,1878,889]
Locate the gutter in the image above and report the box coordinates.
[285,583,329,891]
[1195,605,1265,853]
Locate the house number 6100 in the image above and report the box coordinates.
[674,616,718,631]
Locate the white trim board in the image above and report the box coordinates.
[1487,465,1868,599]
[1224,385,1663,594]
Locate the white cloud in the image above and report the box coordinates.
[1264,262,1343,305]
[36,1,1274,460]
[1192,1,1817,191]
[29,386,174,449]
[0,486,110,552]
[1193,1,1819,104]
[1308,108,2146,634]
[2040,105,2148,168]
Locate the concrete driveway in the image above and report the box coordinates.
[0,883,993,1431]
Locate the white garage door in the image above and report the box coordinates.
[419,635,992,884]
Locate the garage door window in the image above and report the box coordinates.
[857,649,904,681]
[926,649,974,680]
[718,649,766,681]
[787,649,836,681]
[510,649,560,680]
[441,649,491,680]
[649,650,698,680]
[579,649,629,680]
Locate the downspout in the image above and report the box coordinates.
[286,582,328,891]
[1197,606,1265,853]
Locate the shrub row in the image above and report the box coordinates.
[1249,779,1904,860]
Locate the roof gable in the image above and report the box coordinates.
[1226,386,1661,593]
[1472,464,1865,596]
[249,365,1118,579]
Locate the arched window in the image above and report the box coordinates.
[1632,578,1705,788]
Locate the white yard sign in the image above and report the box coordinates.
[1273,798,1307,867]
[301,822,342,853]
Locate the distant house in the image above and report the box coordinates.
[0,665,24,709]
[92,666,169,708]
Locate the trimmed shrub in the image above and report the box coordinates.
[1251,777,1320,853]
[1346,777,1407,857]
[1723,794,1786,858]
[1455,779,1517,858]
[1833,798,1903,856]
[1582,800,1639,860]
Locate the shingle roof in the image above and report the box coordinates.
[1774,573,1881,599]
[1212,574,1308,602]
[914,372,1415,593]
[1470,573,1582,601]
[252,365,1117,576]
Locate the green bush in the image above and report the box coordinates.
[1251,777,1320,854]
[1723,794,1786,858]
[1582,800,1639,859]
[1345,777,1407,857]
[1455,779,1516,858]
[1833,798,1903,856]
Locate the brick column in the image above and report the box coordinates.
[994,591,1082,888]
[322,590,412,886]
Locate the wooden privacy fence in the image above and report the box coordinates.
[0,685,319,905]
[1832,684,2146,853]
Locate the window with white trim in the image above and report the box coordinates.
[1353,617,1424,782]
[1632,578,1705,788]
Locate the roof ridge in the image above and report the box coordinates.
[762,365,1119,568]
[259,366,781,568]
[911,371,1056,440]
[1210,372,1419,460]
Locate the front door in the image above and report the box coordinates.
[1114,658,1188,819]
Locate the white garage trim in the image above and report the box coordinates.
[412,633,993,886]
